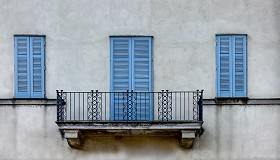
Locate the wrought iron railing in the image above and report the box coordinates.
[56,90,203,122]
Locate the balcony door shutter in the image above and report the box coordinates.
[30,37,45,98]
[217,36,232,97]
[15,37,31,98]
[132,37,152,120]
[110,37,152,121]
[233,36,247,97]
[110,38,132,120]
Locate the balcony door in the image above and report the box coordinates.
[110,37,153,121]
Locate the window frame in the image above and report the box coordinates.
[216,34,247,98]
[14,35,46,98]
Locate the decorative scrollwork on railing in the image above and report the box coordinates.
[57,90,67,121]
[87,90,102,121]
[123,90,137,121]
[193,91,198,120]
[56,90,203,122]
[158,90,172,121]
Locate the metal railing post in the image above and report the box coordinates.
[198,90,204,121]
[56,90,59,121]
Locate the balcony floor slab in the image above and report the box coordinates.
[57,121,203,149]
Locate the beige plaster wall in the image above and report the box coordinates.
[0,0,279,99]
[0,105,279,160]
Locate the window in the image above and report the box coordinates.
[216,35,247,97]
[14,36,45,98]
[110,37,152,121]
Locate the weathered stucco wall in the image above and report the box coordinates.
[0,105,279,160]
[0,0,279,99]
[0,0,279,159]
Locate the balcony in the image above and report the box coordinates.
[56,90,204,149]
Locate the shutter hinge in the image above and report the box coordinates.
[44,40,46,46]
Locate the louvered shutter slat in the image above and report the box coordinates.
[217,36,232,97]
[217,35,247,97]
[15,37,30,98]
[132,37,152,121]
[30,37,45,98]
[233,36,247,97]
[111,38,131,121]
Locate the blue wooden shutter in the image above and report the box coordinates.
[15,36,31,98]
[233,36,247,97]
[216,36,233,97]
[30,37,45,98]
[110,37,131,120]
[132,37,152,120]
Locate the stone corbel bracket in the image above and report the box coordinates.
[180,130,196,148]
[63,130,84,149]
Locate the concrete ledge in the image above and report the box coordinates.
[56,121,203,130]
[0,98,279,106]
[0,99,56,105]
[58,122,203,149]
[204,98,280,105]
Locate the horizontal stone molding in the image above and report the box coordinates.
[0,98,279,106]
[0,99,56,106]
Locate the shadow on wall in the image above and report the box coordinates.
[80,137,183,154]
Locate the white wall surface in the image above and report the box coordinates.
[0,0,279,99]
[0,105,279,160]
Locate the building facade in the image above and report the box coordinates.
[0,0,280,159]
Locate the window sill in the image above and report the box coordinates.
[204,98,280,105]
[0,98,56,105]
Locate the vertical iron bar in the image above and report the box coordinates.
[118,92,120,121]
[175,92,176,121]
[196,90,199,121]
[180,92,181,120]
[70,92,71,120]
[126,90,129,121]
[100,92,102,120]
[56,90,59,121]
[145,92,146,121]
[74,93,75,120]
[166,90,169,121]
[139,92,141,121]
[63,90,66,121]
[91,90,94,121]
[87,93,89,121]
[79,92,81,121]
[105,93,107,120]
[113,92,116,121]
[188,92,190,120]
[184,92,185,120]
[192,92,194,120]
[202,90,204,121]
[136,91,137,121]
[162,90,164,121]
[82,93,84,121]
